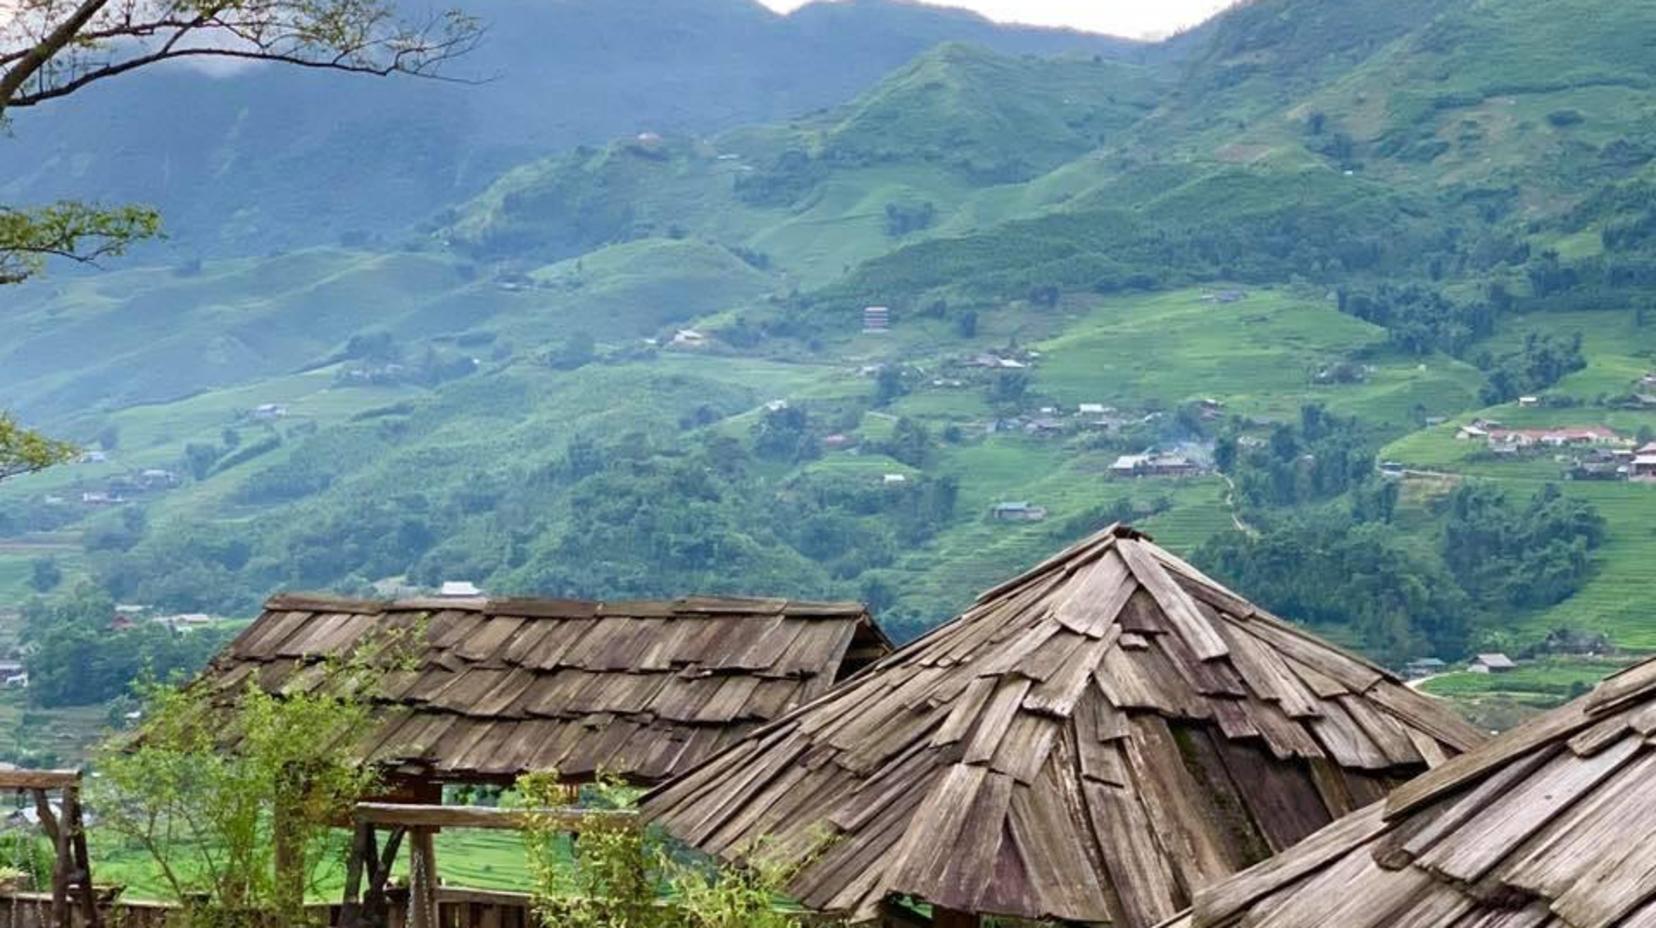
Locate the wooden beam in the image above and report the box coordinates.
[354,802,638,832]
[0,769,80,790]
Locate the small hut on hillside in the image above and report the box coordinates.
[641,525,1486,928]
[1159,655,1656,928]
[195,593,891,796]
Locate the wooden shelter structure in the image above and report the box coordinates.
[1158,655,1656,928]
[196,593,891,793]
[0,769,99,928]
[642,525,1486,927]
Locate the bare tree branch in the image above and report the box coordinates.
[0,0,484,116]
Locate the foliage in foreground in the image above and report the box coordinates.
[0,412,76,483]
[92,637,414,927]
[518,773,826,928]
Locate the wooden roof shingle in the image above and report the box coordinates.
[1159,656,1656,928]
[197,593,890,786]
[639,525,1486,926]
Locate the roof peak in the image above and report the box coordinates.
[644,527,1487,925]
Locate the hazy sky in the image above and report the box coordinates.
[759,0,1242,39]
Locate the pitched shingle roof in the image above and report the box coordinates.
[640,525,1485,926]
[198,593,890,786]
[1159,656,1656,928]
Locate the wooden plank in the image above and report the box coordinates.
[1237,616,1383,693]
[1387,700,1593,818]
[354,803,638,832]
[1025,630,1116,717]
[886,764,989,895]
[1121,714,1236,890]
[0,769,80,789]
[1216,622,1324,717]
[1496,752,1656,903]
[1117,538,1229,661]
[1586,658,1656,715]
[916,771,1015,913]
[1363,681,1489,754]
[1006,757,1112,921]
[962,678,1033,765]
[972,529,1121,606]
[1284,657,1349,698]
[1210,736,1334,853]
[1309,699,1393,770]
[1193,801,1388,926]
[989,714,1061,784]
[1083,779,1185,928]
[930,677,996,747]
[1547,811,1656,928]
[1049,550,1134,639]
[1415,735,1642,883]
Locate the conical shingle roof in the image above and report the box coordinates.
[1160,656,1656,928]
[641,525,1485,926]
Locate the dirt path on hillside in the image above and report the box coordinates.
[1220,474,1258,538]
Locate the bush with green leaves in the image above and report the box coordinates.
[517,773,828,928]
[93,636,415,928]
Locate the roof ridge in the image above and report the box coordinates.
[264,591,871,618]
[971,523,1145,606]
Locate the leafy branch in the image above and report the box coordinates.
[0,412,78,482]
[0,0,484,114]
[0,201,161,284]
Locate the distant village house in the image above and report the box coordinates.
[990,501,1047,522]
[1469,653,1516,674]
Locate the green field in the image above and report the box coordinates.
[88,827,538,902]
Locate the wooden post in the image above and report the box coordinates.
[340,821,373,928]
[35,788,72,928]
[407,827,438,928]
[64,787,99,928]
[363,826,406,928]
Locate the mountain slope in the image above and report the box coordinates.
[9,0,1656,681]
[0,0,1142,258]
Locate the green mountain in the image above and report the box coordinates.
[9,0,1656,714]
[0,0,1143,259]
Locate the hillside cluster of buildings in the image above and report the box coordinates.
[1455,419,1656,481]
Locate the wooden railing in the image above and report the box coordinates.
[0,788,629,928]
[0,888,537,928]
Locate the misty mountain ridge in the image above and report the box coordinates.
[0,0,1152,258]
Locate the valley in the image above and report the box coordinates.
[6,0,1656,759]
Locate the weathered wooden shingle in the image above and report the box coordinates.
[197,594,889,786]
[1159,652,1656,928]
[640,525,1484,926]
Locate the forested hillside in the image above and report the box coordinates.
[6,0,1656,748]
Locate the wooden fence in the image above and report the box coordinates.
[0,888,537,928]
[0,789,624,928]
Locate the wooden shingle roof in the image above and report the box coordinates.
[199,593,890,786]
[640,525,1485,926]
[1159,657,1656,928]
